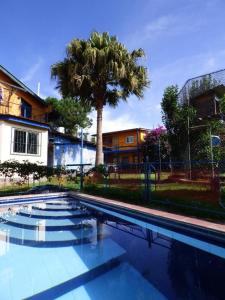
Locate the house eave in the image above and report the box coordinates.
[0,114,49,130]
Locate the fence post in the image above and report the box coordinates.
[80,165,84,190]
[144,162,151,202]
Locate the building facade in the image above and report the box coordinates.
[48,131,96,170]
[0,65,50,165]
[103,128,149,164]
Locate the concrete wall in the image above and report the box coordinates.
[0,121,48,165]
[52,136,96,169]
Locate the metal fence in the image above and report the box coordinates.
[91,161,225,212]
[178,68,225,105]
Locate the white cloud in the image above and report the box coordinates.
[21,58,43,83]
[204,57,216,69]
[126,13,204,49]
[145,15,173,35]
[86,109,140,135]
[155,103,161,110]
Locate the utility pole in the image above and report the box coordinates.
[158,137,162,181]
[80,128,84,189]
[209,126,214,178]
[37,82,40,96]
[187,91,192,179]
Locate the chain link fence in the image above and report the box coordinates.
[84,161,225,219]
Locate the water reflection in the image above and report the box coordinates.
[0,229,9,255]
[168,240,225,300]
[36,220,46,241]
[96,212,225,300]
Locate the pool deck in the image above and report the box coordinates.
[73,192,225,234]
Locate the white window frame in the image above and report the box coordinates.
[11,127,41,156]
[125,136,134,144]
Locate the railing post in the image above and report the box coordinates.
[80,165,84,190]
[144,162,151,202]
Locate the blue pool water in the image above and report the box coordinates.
[0,197,224,300]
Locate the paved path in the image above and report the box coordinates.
[73,192,225,234]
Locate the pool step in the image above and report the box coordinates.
[45,201,76,206]
[18,209,89,219]
[0,214,92,231]
[0,238,126,300]
[0,223,96,247]
[32,205,78,211]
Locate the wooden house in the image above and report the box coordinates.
[103,128,149,164]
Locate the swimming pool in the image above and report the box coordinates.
[0,196,224,300]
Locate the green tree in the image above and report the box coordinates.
[46,97,92,135]
[162,86,225,164]
[51,31,149,165]
[161,85,196,161]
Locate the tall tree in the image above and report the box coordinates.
[51,31,149,165]
[161,86,225,163]
[46,97,92,135]
[161,85,196,161]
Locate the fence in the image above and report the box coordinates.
[85,161,225,219]
[0,159,224,219]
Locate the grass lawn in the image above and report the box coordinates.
[108,172,169,180]
[0,179,79,197]
[82,184,225,223]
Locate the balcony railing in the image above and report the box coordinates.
[179,69,225,105]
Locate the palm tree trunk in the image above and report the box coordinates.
[95,106,104,165]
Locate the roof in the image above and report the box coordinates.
[0,64,47,106]
[0,114,49,129]
[50,130,96,148]
[93,128,150,136]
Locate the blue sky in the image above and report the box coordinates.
[1,0,225,133]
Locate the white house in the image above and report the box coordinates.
[0,65,50,165]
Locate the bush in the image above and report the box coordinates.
[0,160,67,186]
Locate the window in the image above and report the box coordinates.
[13,129,40,155]
[0,86,4,103]
[27,132,39,154]
[13,130,26,153]
[125,136,134,144]
[21,99,32,118]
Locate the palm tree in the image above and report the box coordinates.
[51,32,149,165]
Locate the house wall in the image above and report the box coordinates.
[0,121,48,164]
[103,129,146,149]
[103,129,147,164]
[0,72,49,122]
[53,136,96,169]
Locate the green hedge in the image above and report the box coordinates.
[0,160,67,186]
